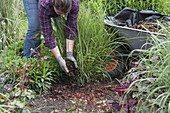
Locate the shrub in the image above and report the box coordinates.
[0,41,55,94]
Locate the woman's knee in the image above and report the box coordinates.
[26,28,41,40]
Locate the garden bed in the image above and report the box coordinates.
[28,82,119,113]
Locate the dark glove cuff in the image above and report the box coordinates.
[67,52,73,57]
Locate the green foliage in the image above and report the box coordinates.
[0,0,169,112]
[125,26,170,112]
[0,41,55,94]
[103,0,170,16]
[0,81,34,113]
[75,0,121,85]
[0,0,23,50]
[52,0,122,85]
[0,45,35,113]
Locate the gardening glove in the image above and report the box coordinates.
[67,52,78,68]
[57,56,69,73]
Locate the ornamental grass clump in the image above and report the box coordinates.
[52,0,122,85]
[76,0,122,85]
[124,25,170,112]
[0,0,22,50]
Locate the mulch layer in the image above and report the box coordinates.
[28,81,122,113]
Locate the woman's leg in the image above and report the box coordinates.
[23,0,41,58]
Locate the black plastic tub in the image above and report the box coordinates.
[104,17,166,50]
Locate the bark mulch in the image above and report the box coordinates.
[28,81,121,113]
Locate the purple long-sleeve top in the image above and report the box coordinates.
[38,0,79,49]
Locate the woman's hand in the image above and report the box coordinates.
[57,56,69,73]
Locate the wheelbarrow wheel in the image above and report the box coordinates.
[107,54,126,79]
